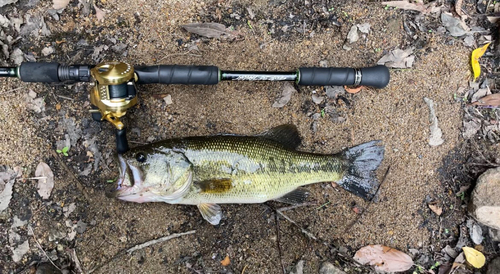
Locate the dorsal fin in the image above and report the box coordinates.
[258,124,301,149]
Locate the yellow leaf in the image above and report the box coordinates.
[471,43,490,81]
[462,246,485,268]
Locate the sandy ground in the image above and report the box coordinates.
[0,0,480,273]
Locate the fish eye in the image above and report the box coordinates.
[135,152,146,163]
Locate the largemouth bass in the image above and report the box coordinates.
[109,125,384,225]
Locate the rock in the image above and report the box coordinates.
[424,97,444,146]
[489,228,500,241]
[76,220,87,233]
[10,48,24,65]
[470,167,500,230]
[0,0,17,7]
[470,223,484,245]
[10,240,29,262]
[312,94,324,104]
[0,167,16,212]
[342,44,352,51]
[487,257,500,274]
[463,35,475,47]
[289,260,304,274]
[347,26,359,43]
[441,12,467,37]
[11,216,27,228]
[357,23,370,34]
[319,60,329,67]
[42,46,54,56]
[319,262,346,274]
[163,94,173,105]
[443,245,458,258]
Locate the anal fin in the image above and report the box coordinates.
[274,188,309,204]
[197,203,222,225]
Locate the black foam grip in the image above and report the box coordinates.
[135,65,219,85]
[19,62,60,82]
[298,65,390,88]
[116,128,129,154]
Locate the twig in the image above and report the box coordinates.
[26,176,47,180]
[470,140,498,167]
[241,265,248,274]
[70,248,85,274]
[127,230,196,253]
[455,0,463,17]
[276,210,317,240]
[342,166,391,234]
[0,87,23,95]
[28,226,61,271]
[57,95,74,101]
[274,210,286,274]
[51,150,90,201]
[89,230,196,274]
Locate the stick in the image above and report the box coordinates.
[51,150,90,201]
[274,211,286,274]
[127,230,196,253]
[70,248,84,274]
[89,230,196,274]
[276,210,317,240]
[0,87,23,95]
[28,226,61,271]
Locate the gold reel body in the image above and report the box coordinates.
[89,62,138,130]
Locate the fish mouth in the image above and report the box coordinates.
[106,154,143,198]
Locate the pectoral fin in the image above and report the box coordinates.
[274,188,309,204]
[197,203,222,225]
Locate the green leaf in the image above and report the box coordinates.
[63,152,68,157]
[62,146,69,153]
[56,150,62,153]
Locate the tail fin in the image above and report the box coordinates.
[338,140,385,201]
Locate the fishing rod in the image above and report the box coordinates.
[0,61,390,154]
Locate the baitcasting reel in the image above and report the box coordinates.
[0,61,391,154]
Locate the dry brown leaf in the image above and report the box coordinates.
[35,162,54,200]
[182,23,233,39]
[53,0,70,9]
[272,82,296,108]
[220,255,230,266]
[471,93,500,107]
[344,86,364,94]
[354,245,414,273]
[428,202,443,216]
